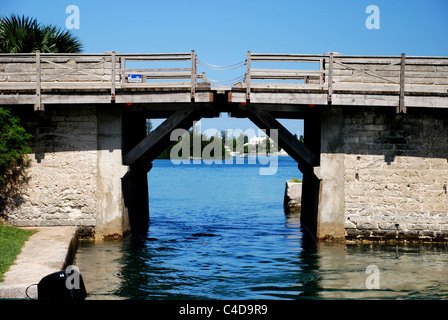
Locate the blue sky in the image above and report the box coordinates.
[1,0,447,135]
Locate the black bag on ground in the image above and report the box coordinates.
[37,268,87,301]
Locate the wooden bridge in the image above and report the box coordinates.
[1,51,447,111]
[1,51,448,241]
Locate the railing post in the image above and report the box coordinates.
[319,58,324,85]
[191,50,197,102]
[246,51,251,102]
[327,52,334,104]
[35,50,44,111]
[111,52,116,102]
[398,53,406,113]
[121,56,126,83]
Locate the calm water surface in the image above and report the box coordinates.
[75,157,448,300]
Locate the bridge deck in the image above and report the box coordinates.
[0,51,447,112]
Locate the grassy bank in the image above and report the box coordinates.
[0,222,35,281]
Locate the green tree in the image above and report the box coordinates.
[0,107,32,182]
[0,107,32,181]
[0,14,82,53]
[0,107,33,217]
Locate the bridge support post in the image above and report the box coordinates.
[314,106,346,240]
[121,111,151,235]
[122,164,150,235]
[96,105,129,239]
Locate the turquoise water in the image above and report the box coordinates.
[75,157,448,300]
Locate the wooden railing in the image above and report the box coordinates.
[0,51,447,112]
[0,51,198,110]
[244,52,448,112]
[245,52,326,102]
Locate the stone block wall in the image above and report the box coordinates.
[4,105,98,230]
[341,106,448,241]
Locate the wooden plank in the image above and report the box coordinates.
[123,72,191,79]
[0,94,37,105]
[118,81,191,88]
[42,94,111,104]
[123,109,201,167]
[328,52,334,103]
[121,68,190,73]
[116,92,191,104]
[333,60,400,84]
[250,53,325,62]
[250,69,322,81]
[35,51,43,111]
[251,75,321,81]
[251,68,323,74]
[248,83,326,90]
[191,50,197,95]
[250,92,328,105]
[405,96,448,108]
[333,83,399,92]
[111,52,116,101]
[398,53,406,113]
[116,54,192,61]
[332,94,399,106]
[246,51,251,101]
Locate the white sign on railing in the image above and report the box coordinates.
[127,74,143,83]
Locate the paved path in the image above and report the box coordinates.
[0,226,78,299]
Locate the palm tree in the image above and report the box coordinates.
[0,14,82,53]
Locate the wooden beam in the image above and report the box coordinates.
[123,109,201,167]
[191,50,197,102]
[34,50,44,111]
[246,51,251,102]
[328,52,334,104]
[246,107,319,169]
[398,53,406,113]
[111,52,116,102]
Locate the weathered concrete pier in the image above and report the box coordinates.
[0,51,447,242]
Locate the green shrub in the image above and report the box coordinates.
[0,107,33,217]
[0,107,32,180]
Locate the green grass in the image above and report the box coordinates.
[0,222,36,281]
[291,177,302,183]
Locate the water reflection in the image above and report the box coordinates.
[74,158,448,300]
[74,240,126,300]
[75,221,448,300]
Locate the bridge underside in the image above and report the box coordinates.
[120,93,324,241]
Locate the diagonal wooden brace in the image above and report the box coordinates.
[123,109,201,168]
[246,107,319,169]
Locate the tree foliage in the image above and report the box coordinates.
[0,14,82,53]
[0,107,32,182]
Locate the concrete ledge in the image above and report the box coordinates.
[0,226,78,299]
[283,180,302,215]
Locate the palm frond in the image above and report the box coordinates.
[0,14,82,53]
